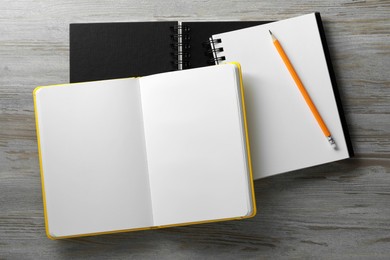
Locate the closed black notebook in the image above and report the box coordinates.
[70,21,268,83]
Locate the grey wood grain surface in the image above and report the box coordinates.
[1,0,389,259]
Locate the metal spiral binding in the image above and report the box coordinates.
[170,25,191,70]
[203,38,225,65]
[171,34,191,41]
[171,52,191,59]
[206,47,223,54]
[170,42,191,50]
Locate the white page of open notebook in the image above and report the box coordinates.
[140,65,252,226]
[212,13,350,179]
[35,79,153,237]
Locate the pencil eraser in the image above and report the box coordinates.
[327,136,337,150]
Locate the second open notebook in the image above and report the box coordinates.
[209,13,353,179]
[34,63,255,239]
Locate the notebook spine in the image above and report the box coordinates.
[170,25,191,70]
[204,37,226,65]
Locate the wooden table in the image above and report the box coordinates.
[1,0,389,258]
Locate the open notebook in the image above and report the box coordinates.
[34,63,256,239]
[210,13,353,179]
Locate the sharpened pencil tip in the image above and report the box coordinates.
[269,30,276,41]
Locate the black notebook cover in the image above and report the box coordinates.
[70,21,268,83]
[314,13,354,156]
[70,22,176,82]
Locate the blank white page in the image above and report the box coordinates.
[140,64,252,226]
[35,79,153,237]
[212,13,350,179]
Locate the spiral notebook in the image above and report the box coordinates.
[34,63,256,239]
[209,13,354,179]
[70,21,267,82]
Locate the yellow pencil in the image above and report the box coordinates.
[269,30,336,149]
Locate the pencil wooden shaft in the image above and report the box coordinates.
[273,39,331,137]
